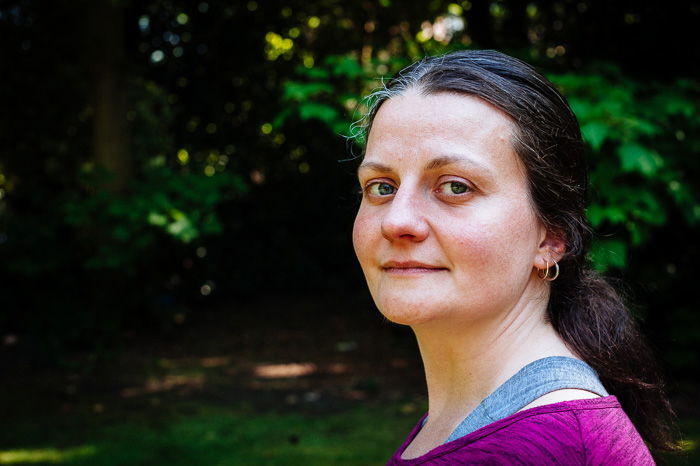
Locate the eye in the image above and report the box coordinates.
[437,181,471,195]
[366,182,397,196]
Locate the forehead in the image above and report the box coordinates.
[364,90,521,175]
[369,90,513,144]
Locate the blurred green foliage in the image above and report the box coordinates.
[1,0,698,371]
[62,162,245,269]
[555,70,700,270]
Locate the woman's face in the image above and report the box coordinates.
[352,90,549,326]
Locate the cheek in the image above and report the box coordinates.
[352,208,374,264]
[448,226,501,272]
[447,204,540,269]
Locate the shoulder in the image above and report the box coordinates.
[471,397,654,465]
[570,397,655,465]
[391,397,654,465]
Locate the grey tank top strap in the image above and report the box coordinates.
[445,356,609,442]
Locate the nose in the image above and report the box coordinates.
[381,186,430,242]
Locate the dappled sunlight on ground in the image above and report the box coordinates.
[254,362,317,378]
[1,294,425,432]
[84,294,425,411]
[120,374,205,397]
[0,445,96,464]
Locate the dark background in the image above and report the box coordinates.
[1,0,699,463]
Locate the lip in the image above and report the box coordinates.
[381,260,448,274]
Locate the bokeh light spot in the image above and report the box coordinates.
[447,3,463,15]
[138,15,150,32]
[308,16,321,28]
[177,149,190,164]
[150,50,165,63]
[250,170,265,184]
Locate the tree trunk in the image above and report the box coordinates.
[82,0,131,192]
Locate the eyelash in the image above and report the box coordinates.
[364,181,396,196]
[437,181,472,196]
[362,180,473,198]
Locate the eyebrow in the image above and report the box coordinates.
[424,155,464,170]
[357,161,393,174]
[358,154,495,178]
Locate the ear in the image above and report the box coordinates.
[534,228,566,271]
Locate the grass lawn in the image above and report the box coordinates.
[1,400,422,465]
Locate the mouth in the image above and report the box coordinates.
[381,260,448,275]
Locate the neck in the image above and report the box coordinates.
[411,283,575,425]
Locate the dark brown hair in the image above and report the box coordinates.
[360,50,678,452]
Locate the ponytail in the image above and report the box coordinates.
[549,267,679,452]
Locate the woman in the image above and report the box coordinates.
[352,50,677,464]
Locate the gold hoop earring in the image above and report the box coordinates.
[538,259,560,281]
[546,259,559,281]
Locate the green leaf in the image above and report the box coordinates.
[272,107,292,128]
[586,203,628,227]
[330,56,364,78]
[586,204,605,227]
[298,102,339,123]
[167,215,197,242]
[624,117,659,137]
[632,190,665,226]
[303,67,330,80]
[589,239,627,271]
[657,92,695,117]
[567,98,593,120]
[617,142,663,176]
[581,122,610,151]
[282,82,334,101]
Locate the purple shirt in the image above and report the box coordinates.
[388,396,654,465]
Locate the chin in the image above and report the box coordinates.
[373,295,444,326]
